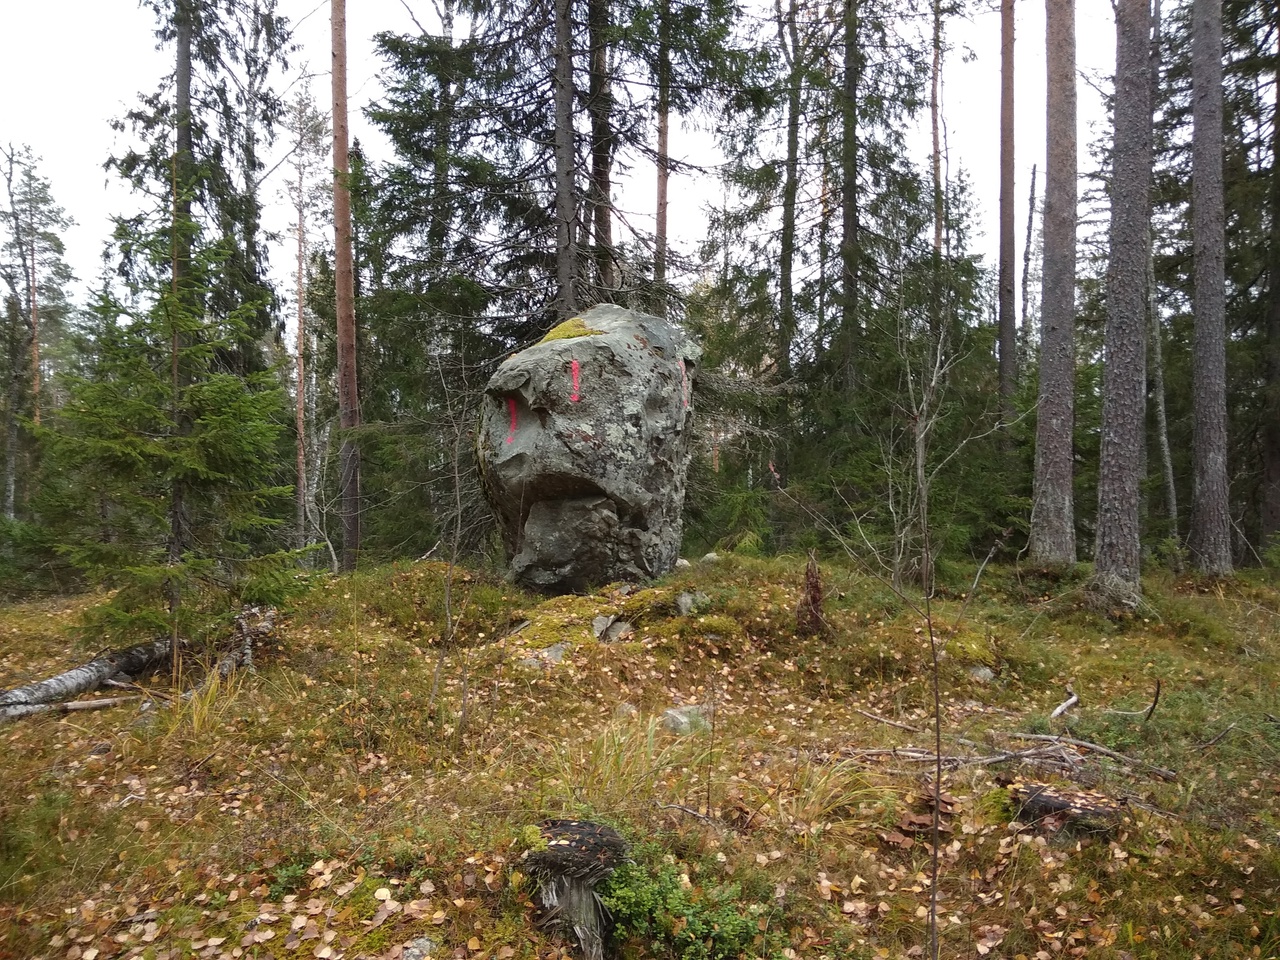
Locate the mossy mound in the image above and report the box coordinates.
[538,315,603,343]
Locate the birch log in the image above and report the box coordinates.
[0,639,172,708]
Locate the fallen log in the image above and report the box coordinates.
[0,639,173,709]
[1,696,142,722]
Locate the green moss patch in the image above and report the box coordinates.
[539,316,603,343]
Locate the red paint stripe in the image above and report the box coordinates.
[570,359,581,402]
[506,396,517,443]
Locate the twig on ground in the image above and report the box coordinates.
[657,802,718,824]
[1144,678,1161,722]
[1197,722,1237,749]
[853,707,922,733]
[1049,690,1079,719]
[1007,732,1177,781]
[1103,678,1162,721]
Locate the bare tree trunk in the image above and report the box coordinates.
[653,0,671,319]
[295,198,307,553]
[1029,0,1077,566]
[2,157,28,522]
[168,1,196,677]
[1094,0,1152,593]
[778,0,801,382]
[332,0,361,572]
[553,0,578,318]
[1145,0,1178,549]
[998,0,1016,415]
[1021,163,1037,346]
[27,200,38,425]
[840,0,860,391]
[587,0,617,296]
[1264,50,1280,551]
[1187,0,1232,574]
[1149,229,1178,545]
[930,0,943,259]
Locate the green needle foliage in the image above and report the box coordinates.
[33,226,290,638]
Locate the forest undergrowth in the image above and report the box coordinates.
[1,555,1279,960]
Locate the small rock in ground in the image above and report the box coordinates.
[614,702,638,719]
[521,642,571,667]
[400,936,440,960]
[967,665,996,683]
[675,558,691,569]
[676,591,711,616]
[662,704,713,735]
[602,620,634,642]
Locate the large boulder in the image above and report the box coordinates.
[477,304,699,593]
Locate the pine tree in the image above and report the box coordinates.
[1028,0,1077,567]
[1186,0,1231,574]
[1094,0,1153,596]
[1,146,75,524]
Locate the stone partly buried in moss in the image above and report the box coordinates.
[477,304,700,593]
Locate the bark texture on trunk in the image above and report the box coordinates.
[778,0,801,382]
[1187,0,1231,574]
[1028,0,1077,566]
[295,199,308,552]
[1149,230,1178,545]
[1021,163,1037,347]
[653,0,671,318]
[553,0,578,318]
[1094,0,1152,592]
[587,0,618,295]
[0,640,173,708]
[1260,30,1280,550]
[998,0,1016,413]
[332,0,361,572]
[840,0,860,391]
[1146,0,1178,549]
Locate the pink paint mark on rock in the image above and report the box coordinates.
[681,362,689,408]
[570,359,581,402]
[506,396,518,443]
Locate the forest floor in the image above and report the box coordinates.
[2,555,1279,960]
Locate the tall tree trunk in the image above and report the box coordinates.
[428,0,457,266]
[332,0,361,572]
[1146,0,1178,549]
[653,0,671,319]
[587,0,618,296]
[27,200,39,425]
[2,154,32,522]
[1020,163,1037,350]
[997,0,1016,415]
[1264,51,1280,550]
[930,0,943,259]
[167,0,196,674]
[553,0,578,318]
[1149,228,1178,546]
[1187,0,1231,574]
[295,195,308,553]
[839,0,860,391]
[1028,0,1077,566]
[778,0,801,382]
[1094,0,1152,592]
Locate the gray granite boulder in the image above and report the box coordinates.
[478,304,699,592]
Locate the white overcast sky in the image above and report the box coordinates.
[0,0,1116,312]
